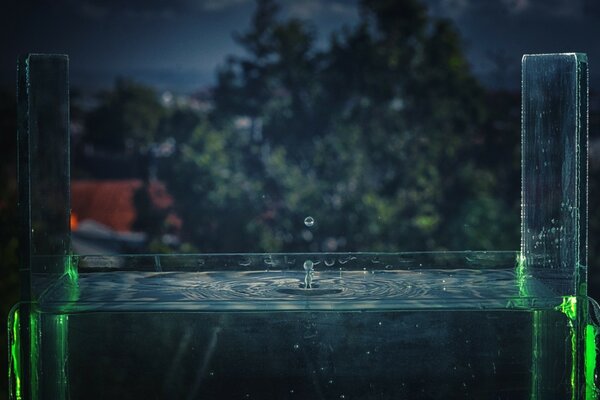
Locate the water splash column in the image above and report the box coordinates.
[521,53,588,399]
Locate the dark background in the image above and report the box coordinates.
[2,1,600,399]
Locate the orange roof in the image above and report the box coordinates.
[71,179,181,233]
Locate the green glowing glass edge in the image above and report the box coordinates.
[10,308,21,400]
[531,310,540,400]
[556,296,578,400]
[572,323,577,400]
[64,255,80,304]
[554,297,599,400]
[56,314,69,398]
[516,254,528,298]
[30,311,39,400]
[557,297,578,321]
[65,254,78,283]
[517,255,542,400]
[586,324,599,400]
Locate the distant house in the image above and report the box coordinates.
[71,179,181,254]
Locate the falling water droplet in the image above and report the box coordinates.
[304,216,315,227]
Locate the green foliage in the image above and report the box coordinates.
[161,121,269,251]
[85,79,165,151]
[78,0,525,254]
[196,0,518,252]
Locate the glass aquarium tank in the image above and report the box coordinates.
[8,53,599,399]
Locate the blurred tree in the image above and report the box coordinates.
[161,120,273,252]
[76,0,524,254]
[214,0,323,150]
[131,183,170,251]
[199,0,518,252]
[157,107,202,145]
[85,79,165,152]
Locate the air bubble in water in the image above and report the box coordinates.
[239,258,252,267]
[304,216,315,227]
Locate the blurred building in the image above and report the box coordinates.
[71,179,181,254]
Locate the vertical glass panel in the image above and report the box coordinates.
[521,53,590,400]
[521,53,588,297]
[17,54,71,300]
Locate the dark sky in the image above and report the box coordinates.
[3,0,600,92]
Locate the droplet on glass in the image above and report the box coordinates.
[304,216,315,227]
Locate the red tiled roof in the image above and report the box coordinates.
[71,179,181,233]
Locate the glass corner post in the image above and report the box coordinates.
[11,54,72,400]
[521,54,591,399]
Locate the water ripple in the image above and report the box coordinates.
[47,269,534,305]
